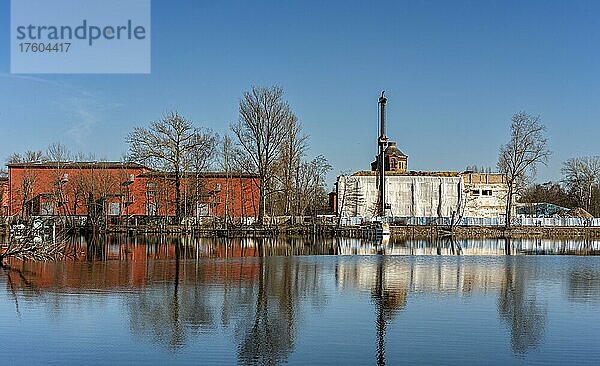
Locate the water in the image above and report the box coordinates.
[2,235,600,365]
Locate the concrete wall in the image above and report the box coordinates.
[337,175,463,217]
[337,173,508,218]
[462,174,509,218]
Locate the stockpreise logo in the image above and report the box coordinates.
[11,0,151,74]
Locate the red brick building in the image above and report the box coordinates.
[0,176,8,216]
[4,162,259,219]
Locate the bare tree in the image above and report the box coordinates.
[0,221,69,268]
[519,182,575,209]
[6,150,47,217]
[46,142,71,162]
[219,135,235,227]
[336,174,365,220]
[0,170,7,216]
[7,150,47,165]
[498,112,551,228]
[276,116,307,216]
[185,129,217,220]
[46,143,73,218]
[231,86,294,224]
[127,111,216,222]
[562,156,600,213]
[295,155,332,216]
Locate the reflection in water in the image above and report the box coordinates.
[237,255,293,365]
[335,236,600,256]
[498,258,547,353]
[126,238,218,351]
[3,235,600,364]
[569,269,600,303]
[370,254,407,366]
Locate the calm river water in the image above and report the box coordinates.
[1,235,600,365]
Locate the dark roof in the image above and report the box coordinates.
[139,171,260,179]
[384,142,407,157]
[7,161,149,170]
[384,145,407,157]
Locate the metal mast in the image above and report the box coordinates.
[378,91,388,217]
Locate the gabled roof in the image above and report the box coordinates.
[384,145,407,157]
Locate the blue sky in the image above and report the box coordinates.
[1,0,600,187]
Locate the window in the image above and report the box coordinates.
[471,189,480,196]
[41,202,54,215]
[197,203,209,216]
[482,189,492,196]
[108,202,121,216]
[146,203,157,216]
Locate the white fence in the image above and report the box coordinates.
[338,216,600,227]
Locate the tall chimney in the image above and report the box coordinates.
[378,91,388,217]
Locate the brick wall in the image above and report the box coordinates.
[131,172,260,218]
[6,163,259,218]
[0,177,8,216]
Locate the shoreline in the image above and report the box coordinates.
[390,225,600,240]
[5,221,600,240]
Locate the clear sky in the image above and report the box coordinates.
[1,0,600,188]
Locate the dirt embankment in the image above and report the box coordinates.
[390,225,600,240]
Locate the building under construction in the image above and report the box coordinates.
[334,93,509,219]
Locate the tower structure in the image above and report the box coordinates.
[377,92,388,217]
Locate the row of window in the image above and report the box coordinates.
[389,158,406,170]
[39,202,215,216]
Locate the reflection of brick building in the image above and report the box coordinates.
[4,162,259,218]
[5,237,261,290]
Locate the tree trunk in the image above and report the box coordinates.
[587,182,593,212]
[175,167,181,224]
[505,183,513,229]
[258,178,265,225]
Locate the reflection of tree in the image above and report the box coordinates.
[237,257,294,365]
[2,265,40,317]
[119,236,326,362]
[127,238,215,351]
[235,238,326,365]
[568,269,600,303]
[498,258,546,354]
[435,236,463,256]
